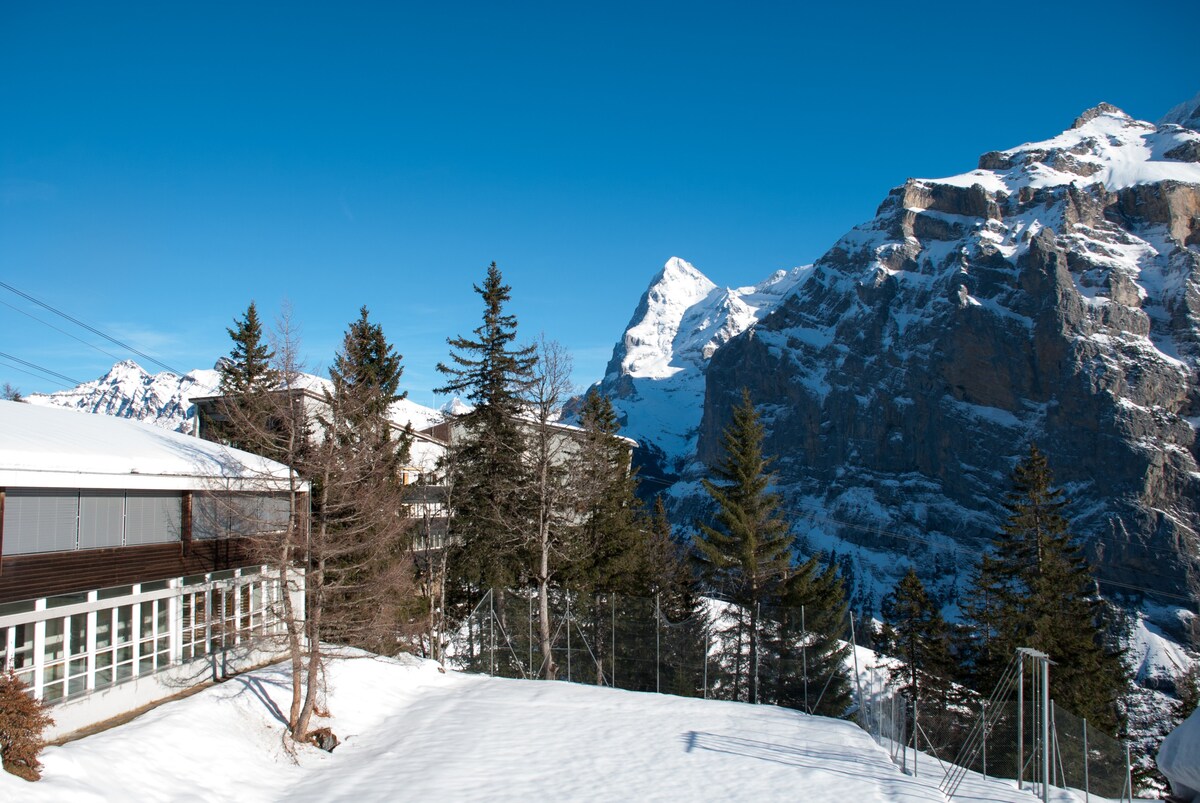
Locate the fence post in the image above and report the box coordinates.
[702,621,709,699]
[528,589,533,676]
[655,592,661,694]
[912,696,919,777]
[611,594,616,690]
[566,593,572,682]
[849,612,863,723]
[489,589,496,676]
[1082,717,1089,803]
[1040,657,1050,803]
[801,604,809,713]
[752,601,760,705]
[1124,742,1132,803]
[1018,655,1025,791]
[982,700,988,779]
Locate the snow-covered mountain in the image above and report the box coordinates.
[591,256,810,480]
[26,360,445,435]
[26,360,220,433]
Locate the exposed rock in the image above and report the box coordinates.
[694,103,1200,607]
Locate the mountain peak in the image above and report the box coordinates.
[1070,101,1129,130]
[1160,90,1200,132]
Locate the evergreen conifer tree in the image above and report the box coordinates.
[435,263,537,592]
[213,302,282,453]
[317,307,414,651]
[881,567,955,710]
[694,388,793,704]
[962,444,1128,735]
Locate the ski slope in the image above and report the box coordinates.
[1,650,1131,802]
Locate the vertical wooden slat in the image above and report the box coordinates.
[181,491,193,558]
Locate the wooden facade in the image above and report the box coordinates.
[0,538,256,605]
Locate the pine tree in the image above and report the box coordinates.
[219,301,279,397]
[694,388,793,704]
[436,263,537,593]
[316,307,414,652]
[566,389,646,595]
[963,444,1128,734]
[881,567,955,710]
[212,302,283,453]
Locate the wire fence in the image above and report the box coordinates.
[445,588,1134,801]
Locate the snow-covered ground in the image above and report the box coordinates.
[2,650,1138,802]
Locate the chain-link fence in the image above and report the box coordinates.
[445,588,1134,801]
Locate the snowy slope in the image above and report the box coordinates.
[593,257,811,477]
[0,651,1120,802]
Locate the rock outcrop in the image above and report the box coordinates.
[694,103,1200,608]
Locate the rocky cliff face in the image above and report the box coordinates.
[697,103,1200,606]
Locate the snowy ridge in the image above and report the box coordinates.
[26,360,220,433]
[925,104,1200,193]
[595,257,811,476]
[26,359,444,435]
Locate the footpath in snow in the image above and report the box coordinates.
[0,651,1129,802]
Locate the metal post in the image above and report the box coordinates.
[802,604,809,713]
[982,700,988,779]
[1124,742,1132,803]
[849,612,863,723]
[566,594,572,682]
[912,696,919,777]
[1083,717,1089,803]
[655,593,661,694]
[702,622,709,699]
[752,601,760,705]
[1018,656,1025,791]
[489,589,495,676]
[1041,657,1050,803]
[528,589,533,676]
[611,594,616,690]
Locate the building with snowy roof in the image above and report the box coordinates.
[0,400,308,738]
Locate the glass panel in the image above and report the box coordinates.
[157,602,168,634]
[42,681,64,703]
[3,489,78,553]
[141,580,170,592]
[78,490,124,549]
[96,611,113,650]
[99,585,133,601]
[125,492,182,545]
[95,651,113,669]
[94,667,113,689]
[69,615,88,656]
[115,606,133,644]
[47,591,89,608]
[0,600,37,617]
[68,674,87,697]
[44,617,66,662]
[44,661,65,683]
[138,655,154,675]
[12,624,33,669]
[141,605,154,636]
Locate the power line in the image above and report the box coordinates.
[0,280,183,375]
[0,297,123,362]
[0,351,83,386]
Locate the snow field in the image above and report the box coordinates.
[1,650,1143,802]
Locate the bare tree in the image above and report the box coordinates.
[524,337,582,679]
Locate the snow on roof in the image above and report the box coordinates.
[0,400,302,491]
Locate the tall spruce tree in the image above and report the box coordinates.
[963,444,1128,734]
[316,307,414,652]
[220,301,279,397]
[214,302,281,453]
[694,388,793,704]
[881,568,955,710]
[435,263,537,593]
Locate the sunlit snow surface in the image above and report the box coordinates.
[2,651,1132,802]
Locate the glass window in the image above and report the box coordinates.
[3,489,78,553]
[125,492,182,545]
[78,490,124,549]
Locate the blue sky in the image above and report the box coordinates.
[2,1,1196,408]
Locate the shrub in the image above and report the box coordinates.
[0,670,54,781]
